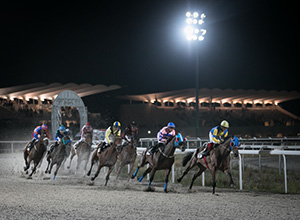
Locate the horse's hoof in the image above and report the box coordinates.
[87,181,94,186]
[164,189,168,193]
[45,170,48,174]
[177,178,182,183]
[67,166,70,169]
[91,177,95,181]
[86,171,91,176]
[144,186,155,192]
[231,184,236,188]
[26,176,32,179]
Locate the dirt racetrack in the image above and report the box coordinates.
[0,152,300,220]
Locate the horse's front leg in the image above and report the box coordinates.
[53,162,62,180]
[146,167,157,191]
[45,155,51,173]
[189,165,206,190]
[29,161,38,177]
[163,168,172,193]
[105,166,114,186]
[177,157,197,183]
[224,170,235,188]
[212,168,217,194]
[91,162,102,182]
[67,148,75,169]
[127,160,135,181]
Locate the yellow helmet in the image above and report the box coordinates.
[220,120,229,128]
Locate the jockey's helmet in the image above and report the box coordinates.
[220,120,229,129]
[86,122,91,126]
[59,125,65,131]
[167,122,175,128]
[42,124,48,130]
[113,121,121,127]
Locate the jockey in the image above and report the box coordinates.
[122,121,139,143]
[199,120,229,158]
[149,122,176,154]
[98,121,121,153]
[48,125,68,154]
[74,122,93,152]
[27,124,50,151]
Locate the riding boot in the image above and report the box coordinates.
[199,146,208,159]
[27,139,36,151]
[74,140,82,153]
[97,142,107,154]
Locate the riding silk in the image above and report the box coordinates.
[209,126,228,144]
[157,126,176,143]
[32,126,49,139]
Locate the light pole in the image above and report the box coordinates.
[184,11,207,137]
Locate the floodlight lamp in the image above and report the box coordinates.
[192,19,198,24]
[194,28,199,34]
[186,18,192,24]
[193,12,199,18]
[184,26,194,35]
[198,19,204,25]
[198,36,204,41]
[200,13,206,19]
[186,11,192,17]
[192,35,197,40]
[200,29,207,35]
[186,35,192,41]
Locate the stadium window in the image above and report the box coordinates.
[255,103,263,107]
[153,101,161,106]
[246,103,253,108]
[212,102,220,107]
[201,102,210,107]
[189,102,196,107]
[164,101,174,107]
[265,103,273,107]
[223,102,232,107]
[177,102,186,107]
[234,102,242,107]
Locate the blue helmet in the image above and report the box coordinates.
[167,122,175,128]
[59,125,65,131]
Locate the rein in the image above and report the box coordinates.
[158,147,175,158]
[62,137,71,145]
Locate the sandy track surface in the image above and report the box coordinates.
[0,152,299,220]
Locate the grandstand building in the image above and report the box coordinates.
[0,83,300,139]
[119,88,300,138]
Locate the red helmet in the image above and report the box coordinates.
[86,122,91,126]
[41,124,48,130]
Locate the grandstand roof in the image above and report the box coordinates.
[122,88,300,105]
[0,83,121,101]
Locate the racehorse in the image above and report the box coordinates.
[115,137,138,180]
[67,133,92,175]
[23,130,49,177]
[177,136,240,194]
[45,135,72,179]
[131,133,186,193]
[87,136,122,185]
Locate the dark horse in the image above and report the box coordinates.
[23,130,49,178]
[87,136,122,185]
[115,138,138,180]
[68,133,92,175]
[177,136,240,194]
[45,136,72,179]
[131,133,186,193]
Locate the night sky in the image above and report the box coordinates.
[1,0,299,94]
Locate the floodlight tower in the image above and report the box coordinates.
[184,11,207,138]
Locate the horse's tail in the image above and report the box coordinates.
[182,151,194,167]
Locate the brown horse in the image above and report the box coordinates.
[87,136,122,185]
[115,138,138,180]
[23,131,49,177]
[68,133,92,175]
[45,135,72,179]
[131,133,186,193]
[177,136,240,194]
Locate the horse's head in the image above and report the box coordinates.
[174,133,186,152]
[229,136,240,157]
[85,133,93,145]
[113,136,122,149]
[62,136,71,147]
[42,137,49,147]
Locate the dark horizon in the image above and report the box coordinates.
[1,0,299,95]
